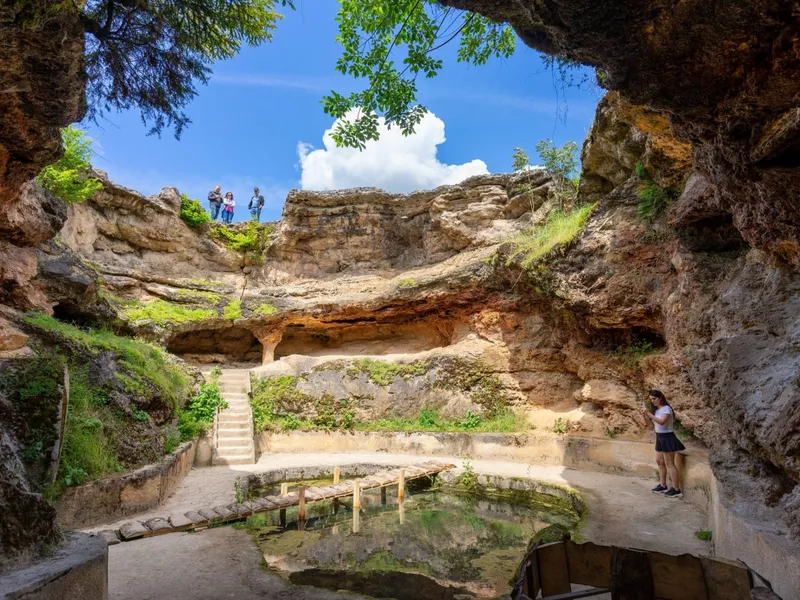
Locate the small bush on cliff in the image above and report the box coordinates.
[254,302,279,316]
[223,299,242,320]
[506,203,595,269]
[37,126,103,204]
[536,139,579,211]
[179,193,212,228]
[210,220,273,254]
[123,299,216,327]
[638,183,677,222]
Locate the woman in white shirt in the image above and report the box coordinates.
[641,389,686,498]
[222,192,235,224]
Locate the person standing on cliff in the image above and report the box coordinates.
[222,191,235,224]
[249,187,264,222]
[642,389,686,498]
[208,185,223,220]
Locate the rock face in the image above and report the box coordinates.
[264,172,550,280]
[442,0,800,268]
[0,5,86,568]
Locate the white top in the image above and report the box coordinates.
[223,196,235,207]
[654,406,674,433]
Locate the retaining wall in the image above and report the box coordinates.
[256,430,797,598]
[55,442,196,529]
[0,533,107,600]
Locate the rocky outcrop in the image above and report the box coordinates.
[263,173,551,280]
[61,173,244,282]
[442,0,800,268]
[0,4,85,206]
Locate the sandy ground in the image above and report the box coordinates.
[102,452,710,600]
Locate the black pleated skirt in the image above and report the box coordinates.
[655,432,686,453]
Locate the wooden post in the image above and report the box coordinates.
[333,467,341,485]
[280,482,289,495]
[381,486,387,505]
[398,498,405,524]
[353,506,361,533]
[353,480,361,509]
[47,365,70,485]
[398,468,406,501]
[279,509,286,527]
[298,485,306,521]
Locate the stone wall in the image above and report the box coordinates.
[0,533,107,600]
[54,442,196,529]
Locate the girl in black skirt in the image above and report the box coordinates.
[641,389,686,498]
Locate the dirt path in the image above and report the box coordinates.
[103,452,710,600]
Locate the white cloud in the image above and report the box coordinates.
[297,110,489,192]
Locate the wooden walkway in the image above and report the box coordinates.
[114,461,454,541]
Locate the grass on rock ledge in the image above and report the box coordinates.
[25,313,190,406]
[123,299,217,327]
[353,409,527,434]
[506,203,595,269]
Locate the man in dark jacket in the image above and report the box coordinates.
[249,187,265,222]
[208,185,222,220]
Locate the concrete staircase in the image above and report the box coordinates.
[212,368,255,465]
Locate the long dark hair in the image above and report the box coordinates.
[649,389,674,417]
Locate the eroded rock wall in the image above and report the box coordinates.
[442,0,800,267]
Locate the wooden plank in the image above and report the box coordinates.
[700,556,752,600]
[226,503,251,517]
[648,551,707,600]
[537,542,571,596]
[565,541,612,588]
[212,505,234,519]
[611,547,653,600]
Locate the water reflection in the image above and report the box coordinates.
[241,485,578,599]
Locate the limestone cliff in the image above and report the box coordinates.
[441,0,800,268]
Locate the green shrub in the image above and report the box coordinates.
[634,162,648,179]
[456,457,478,493]
[536,139,579,210]
[638,183,676,222]
[177,382,227,441]
[223,299,242,320]
[695,529,712,542]
[179,193,212,228]
[59,369,123,486]
[123,299,216,326]
[397,278,417,288]
[506,203,595,269]
[131,404,149,422]
[552,417,568,434]
[36,125,103,204]
[210,220,274,253]
[458,410,482,430]
[418,409,437,428]
[254,302,278,316]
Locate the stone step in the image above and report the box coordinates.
[221,401,250,408]
[219,410,251,417]
[222,392,249,398]
[218,417,252,426]
[217,422,250,431]
[217,430,253,440]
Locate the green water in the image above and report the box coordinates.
[241,486,579,599]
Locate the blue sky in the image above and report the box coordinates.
[83,1,601,222]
